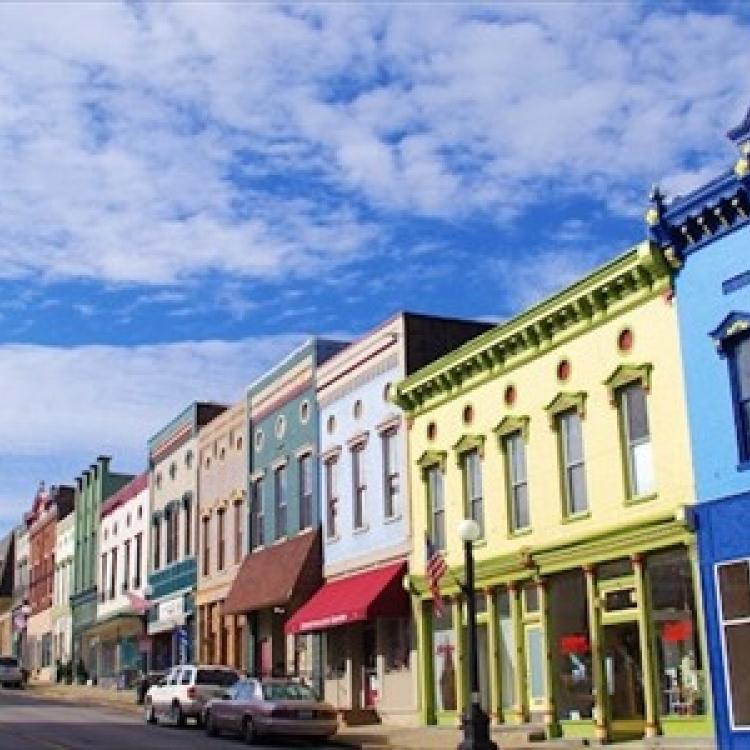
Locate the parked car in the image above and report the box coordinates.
[143,664,239,727]
[204,678,338,744]
[135,670,166,704]
[0,656,23,688]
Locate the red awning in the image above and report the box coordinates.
[284,560,409,635]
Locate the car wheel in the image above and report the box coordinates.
[242,716,257,745]
[145,700,157,725]
[205,710,218,737]
[171,701,185,728]
[195,712,205,729]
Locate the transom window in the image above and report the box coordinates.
[463,449,484,537]
[558,410,588,515]
[504,431,530,532]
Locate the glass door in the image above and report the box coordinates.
[603,621,645,739]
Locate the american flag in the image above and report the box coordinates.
[425,534,448,616]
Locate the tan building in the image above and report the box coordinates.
[0,531,14,655]
[196,400,248,670]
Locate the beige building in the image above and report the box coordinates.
[51,512,75,668]
[196,400,248,670]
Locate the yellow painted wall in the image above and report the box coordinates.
[408,292,695,573]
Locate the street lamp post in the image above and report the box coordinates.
[457,519,498,750]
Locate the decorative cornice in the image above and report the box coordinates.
[492,415,530,442]
[451,433,485,463]
[603,363,653,403]
[416,449,447,472]
[710,311,750,352]
[346,430,370,450]
[544,391,587,427]
[395,242,671,417]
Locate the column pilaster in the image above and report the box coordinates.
[632,553,658,738]
[584,564,607,743]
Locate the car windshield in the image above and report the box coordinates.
[196,669,239,687]
[0,657,18,667]
[262,682,317,701]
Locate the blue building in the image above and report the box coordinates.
[649,104,750,748]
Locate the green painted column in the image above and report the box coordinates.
[415,597,434,725]
[538,579,558,738]
[452,595,466,721]
[510,582,526,724]
[687,542,713,727]
[485,586,501,725]
[584,564,608,743]
[633,553,658,738]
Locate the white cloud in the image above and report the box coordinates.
[0,334,304,530]
[0,3,749,288]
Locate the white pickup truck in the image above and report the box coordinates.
[144,664,239,727]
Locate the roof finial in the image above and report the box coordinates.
[645,184,666,226]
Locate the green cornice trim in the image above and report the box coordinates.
[409,508,694,596]
[544,391,587,427]
[416,449,447,472]
[451,433,485,463]
[603,363,653,403]
[395,241,672,417]
[492,415,530,442]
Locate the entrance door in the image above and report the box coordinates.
[603,621,645,739]
[362,627,378,708]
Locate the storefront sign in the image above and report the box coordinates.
[158,597,184,623]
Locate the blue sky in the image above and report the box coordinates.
[1,2,750,535]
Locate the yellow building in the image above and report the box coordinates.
[396,242,711,742]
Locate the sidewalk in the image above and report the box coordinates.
[25,683,715,750]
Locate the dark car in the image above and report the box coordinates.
[204,678,338,744]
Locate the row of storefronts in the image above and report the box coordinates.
[2,100,749,747]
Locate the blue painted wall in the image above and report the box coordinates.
[675,227,750,502]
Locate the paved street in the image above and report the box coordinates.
[0,689,350,750]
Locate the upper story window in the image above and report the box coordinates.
[299,453,313,530]
[234,498,243,564]
[619,383,655,497]
[202,516,210,576]
[325,455,339,539]
[250,478,264,550]
[463,449,484,538]
[352,443,366,531]
[558,410,588,516]
[152,519,161,572]
[427,465,445,552]
[504,431,529,532]
[382,428,400,519]
[184,495,192,557]
[274,465,287,540]
[731,336,750,463]
[217,508,226,572]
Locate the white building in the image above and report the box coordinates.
[93,473,149,685]
[52,511,75,670]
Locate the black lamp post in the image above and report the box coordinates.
[457,519,498,750]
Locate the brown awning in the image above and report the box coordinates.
[224,528,322,616]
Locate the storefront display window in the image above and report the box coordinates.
[646,547,706,717]
[384,617,411,672]
[549,570,594,721]
[496,589,516,711]
[432,605,457,712]
[325,630,346,680]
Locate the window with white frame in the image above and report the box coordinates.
[504,431,530,531]
[325,456,339,539]
[463,449,484,537]
[717,559,750,727]
[352,443,366,530]
[274,465,287,540]
[250,478,264,550]
[619,382,655,496]
[382,427,399,519]
[730,336,750,463]
[299,453,313,530]
[427,465,445,551]
[558,410,588,515]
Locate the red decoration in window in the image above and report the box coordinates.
[662,619,692,643]
[560,634,590,654]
